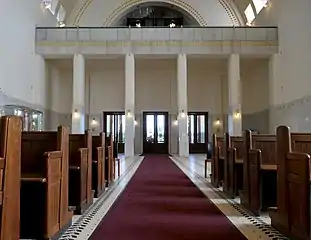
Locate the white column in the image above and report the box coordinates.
[125,54,135,158]
[228,54,242,136]
[177,54,189,157]
[72,53,85,134]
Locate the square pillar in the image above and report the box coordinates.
[72,53,85,134]
[125,54,135,158]
[228,54,242,136]
[177,54,189,157]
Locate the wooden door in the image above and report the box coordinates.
[143,112,169,154]
[188,112,209,153]
[103,112,125,153]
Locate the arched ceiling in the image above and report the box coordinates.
[59,0,250,26]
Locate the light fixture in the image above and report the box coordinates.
[126,110,132,118]
[73,109,80,119]
[91,118,98,126]
[180,110,186,118]
[173,120,178,126]
[234,111,241,119]
[134,120,138,125]
[136,22,141,28]
[169,22,176,28]
[214,119,221,126]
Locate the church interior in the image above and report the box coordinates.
[1,0,311,239]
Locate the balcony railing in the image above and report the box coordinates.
[36,26,278,43]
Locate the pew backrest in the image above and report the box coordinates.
[230,136,243,160]
[252,135,276,165]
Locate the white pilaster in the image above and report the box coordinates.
[72,53,85,134]
[177,54,189,157]
[228,54,242,136]
[125,54,135,157]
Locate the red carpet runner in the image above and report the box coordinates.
[91,155,247,240]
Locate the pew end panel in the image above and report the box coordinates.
[226,147,236,198]
[248,149,261,216]
[240,130,252,209]
[216,137,225,187]
[92,133,106,198]
[270,151,311,240]
[0,116,22,240]
[270,126,311,240]
[224,135,243,198]
[69,132,93,214]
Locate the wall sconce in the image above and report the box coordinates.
[126,110,132,118]
[134,120,138,125]
[180,110,186,118]
[214,119,221,126]
[233,111,241,119]
[73,109,80,119]
[173,120,178,126]
[91,118,98,126]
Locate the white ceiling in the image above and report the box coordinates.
[59,0,251,25]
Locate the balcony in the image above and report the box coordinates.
[35,27,278,56]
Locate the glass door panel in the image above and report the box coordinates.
[196,115,206,143]
[188,115,195,144]
[146,114,155,143]
[157,115,165,143]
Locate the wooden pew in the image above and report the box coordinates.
[0,116,22,240]
[223,134,243,198]
[20,126,73,239]
[92,132,106,198]
[69,130,94,214]
[240,130,276,215]
[211,134,226,188]
[270,126,311,240]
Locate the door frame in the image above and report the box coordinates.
[188,111,209,153]
[103,111,125,153]
[142,111,169,154]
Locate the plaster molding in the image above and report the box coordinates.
[73,0,243,26]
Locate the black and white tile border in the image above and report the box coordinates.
[58,156,144,240]
[171,156,289,240]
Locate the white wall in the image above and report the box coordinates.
[0,0,58,108]
[241,58,269,114]
[254,0,311,105]
[89,59,125,114]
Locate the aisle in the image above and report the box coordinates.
[90,155,247,240]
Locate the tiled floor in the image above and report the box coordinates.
[57,154,288,240]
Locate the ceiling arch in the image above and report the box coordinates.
[72,0,245,26]
[104,0,207,26]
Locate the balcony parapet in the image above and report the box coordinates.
[35,27,278,55]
